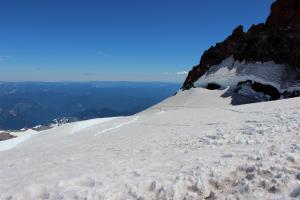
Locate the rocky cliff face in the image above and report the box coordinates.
[266,0,300,27]
[182,0,300,91]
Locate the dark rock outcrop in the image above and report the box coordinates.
[182,0,300,90]
[282,90,300,98]
[266,0,300,27]
[0,132,16,141]
[235,80,281,100]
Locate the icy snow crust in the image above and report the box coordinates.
[0,88,300,199]
[195,56,300,93]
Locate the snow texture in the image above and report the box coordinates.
[0,129,38,151]
[72,117,119,134]
[0,88,300,199]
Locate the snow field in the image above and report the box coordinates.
[0,88,299,199]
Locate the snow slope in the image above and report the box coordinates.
[0,129,38,151]
[0,88,300,199]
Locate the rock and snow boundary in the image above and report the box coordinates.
[194,56,300,101]
[0,88,299,199]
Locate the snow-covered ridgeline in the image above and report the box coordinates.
[195,56,300,93]
[0,88,299,199]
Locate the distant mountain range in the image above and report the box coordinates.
[0,81,180,130]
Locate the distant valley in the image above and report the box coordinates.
[0,81,179,130]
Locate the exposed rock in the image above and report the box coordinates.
[182,0,300,91]
[248,82,281,100]
[236,81,281,100]
[266,0,300,27]
[282,89,300,98]
[0,132,16,141]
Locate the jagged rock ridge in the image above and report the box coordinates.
[182,0,300,91]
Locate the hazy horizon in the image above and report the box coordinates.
[0,79,182,84]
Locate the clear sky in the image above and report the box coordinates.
[0,0,274,82]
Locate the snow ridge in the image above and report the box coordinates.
[96,116,140,135]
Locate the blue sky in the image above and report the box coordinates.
[0,0,274,82]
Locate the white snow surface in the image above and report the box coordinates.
[72,117,119,135]
[0,129,38,151]
[195,56,300,92]
[0,88,300,199]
